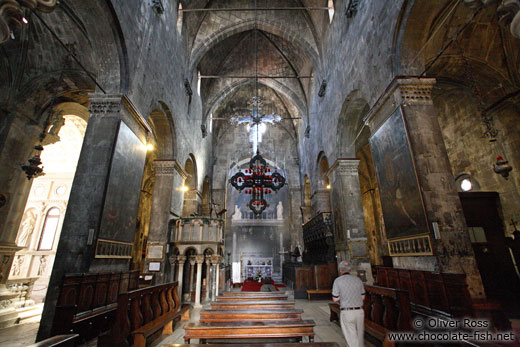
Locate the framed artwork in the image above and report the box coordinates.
[99,120,147,243]
[369,107,432,255]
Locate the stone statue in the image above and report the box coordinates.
[12,256,24,277]
[277,201,283,220]
[232,205,241,220]
[17,210,37,248]
[38,255,47,276]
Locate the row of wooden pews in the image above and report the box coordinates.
[184,291,318,344]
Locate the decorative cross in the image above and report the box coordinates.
[229,152,286,217]
[230,97,282,153]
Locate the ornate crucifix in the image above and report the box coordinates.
[229,152,286,217]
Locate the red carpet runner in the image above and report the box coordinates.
[240,280,286,291]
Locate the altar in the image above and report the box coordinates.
[245,264,273,279]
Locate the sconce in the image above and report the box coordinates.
[151,0,164,14]
[493,155,513,179]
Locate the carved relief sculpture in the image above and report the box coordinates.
[16,209,37,248]
[276,201,283,220]
[37,255,47,276]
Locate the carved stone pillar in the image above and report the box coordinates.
[38,94,150,341]
[205,256,211,302]
[194,255,205,308]
[328,159,370,272]
[188,256,196,301]
[145,160,176,284]
[365,77,485,298]
[176,255,186,300]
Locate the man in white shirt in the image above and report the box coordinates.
[332,261,365,347]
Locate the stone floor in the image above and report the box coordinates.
[153,299,375,347]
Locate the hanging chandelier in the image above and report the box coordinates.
[227,0,287,217]
[229,152,286,217]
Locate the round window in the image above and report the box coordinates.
[55,186,66,196]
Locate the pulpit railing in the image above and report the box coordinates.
[174,217,223,243]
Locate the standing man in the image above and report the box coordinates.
[332,261,365,347]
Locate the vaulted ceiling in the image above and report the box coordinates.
[181,0,330,142]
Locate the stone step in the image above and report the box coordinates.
[17,303,43,322]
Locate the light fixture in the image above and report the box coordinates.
[494,155,513,179]
[146,143,154,151]
[460,178,472,192]
[21,145,45,180]
[181,185,189,192]
[227,0,287,217]
[326,184,331,190]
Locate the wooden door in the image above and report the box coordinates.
[459,192,520,312]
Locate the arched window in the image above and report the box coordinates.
[328,0,334,23]
[38,207,60,250]
[177,3,183,34]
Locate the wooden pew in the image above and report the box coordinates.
[51,271,138,342]
[200,308,304,322]
[184,320,316,344]
[221,291,286,296]
[107,281,183,347]
[363,285,412,346]
[216,294,288,301]
[165,344,339,347]
[27,334,79,347]
[211,300,296,310]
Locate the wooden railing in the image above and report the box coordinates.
[110,281,180,346]
[51,270,139,340]
[363,285,412,343]
[374,266,473,317]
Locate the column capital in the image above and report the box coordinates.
[153,160,178,177]
[210,255,221,265]
[177,255,186,264]
[189,255,196,265]
[327,158,360,178]
[195,255,205,264]
[205,255,212,264]
[364,77,436,132]
[88,94,123,115]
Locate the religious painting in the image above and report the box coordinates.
[369,107,430,244]
[98,121,147,244]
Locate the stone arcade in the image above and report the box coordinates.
[0,0,519,345]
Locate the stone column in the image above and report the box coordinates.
[168,256,176,283]
[188,256,196,301]
[194,255,205,308]
[145,160,176,284]
[176,255,186,300]
[37,94,150,341]
[328,159,372,281]
[311,188,331,214]
[210,255,220,301]
[205,256,211,302]
[364,77,485,298]
[215,256,222,297]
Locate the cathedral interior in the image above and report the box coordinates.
[0,0,519,346]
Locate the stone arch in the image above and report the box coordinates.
[182,154,200,216]
[147,108,174,159]
[201,176,211,216]
[204,78,308,125]
[189,19,321,78]
[335,90,370,158]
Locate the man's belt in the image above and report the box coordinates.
[340,307,362,310]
